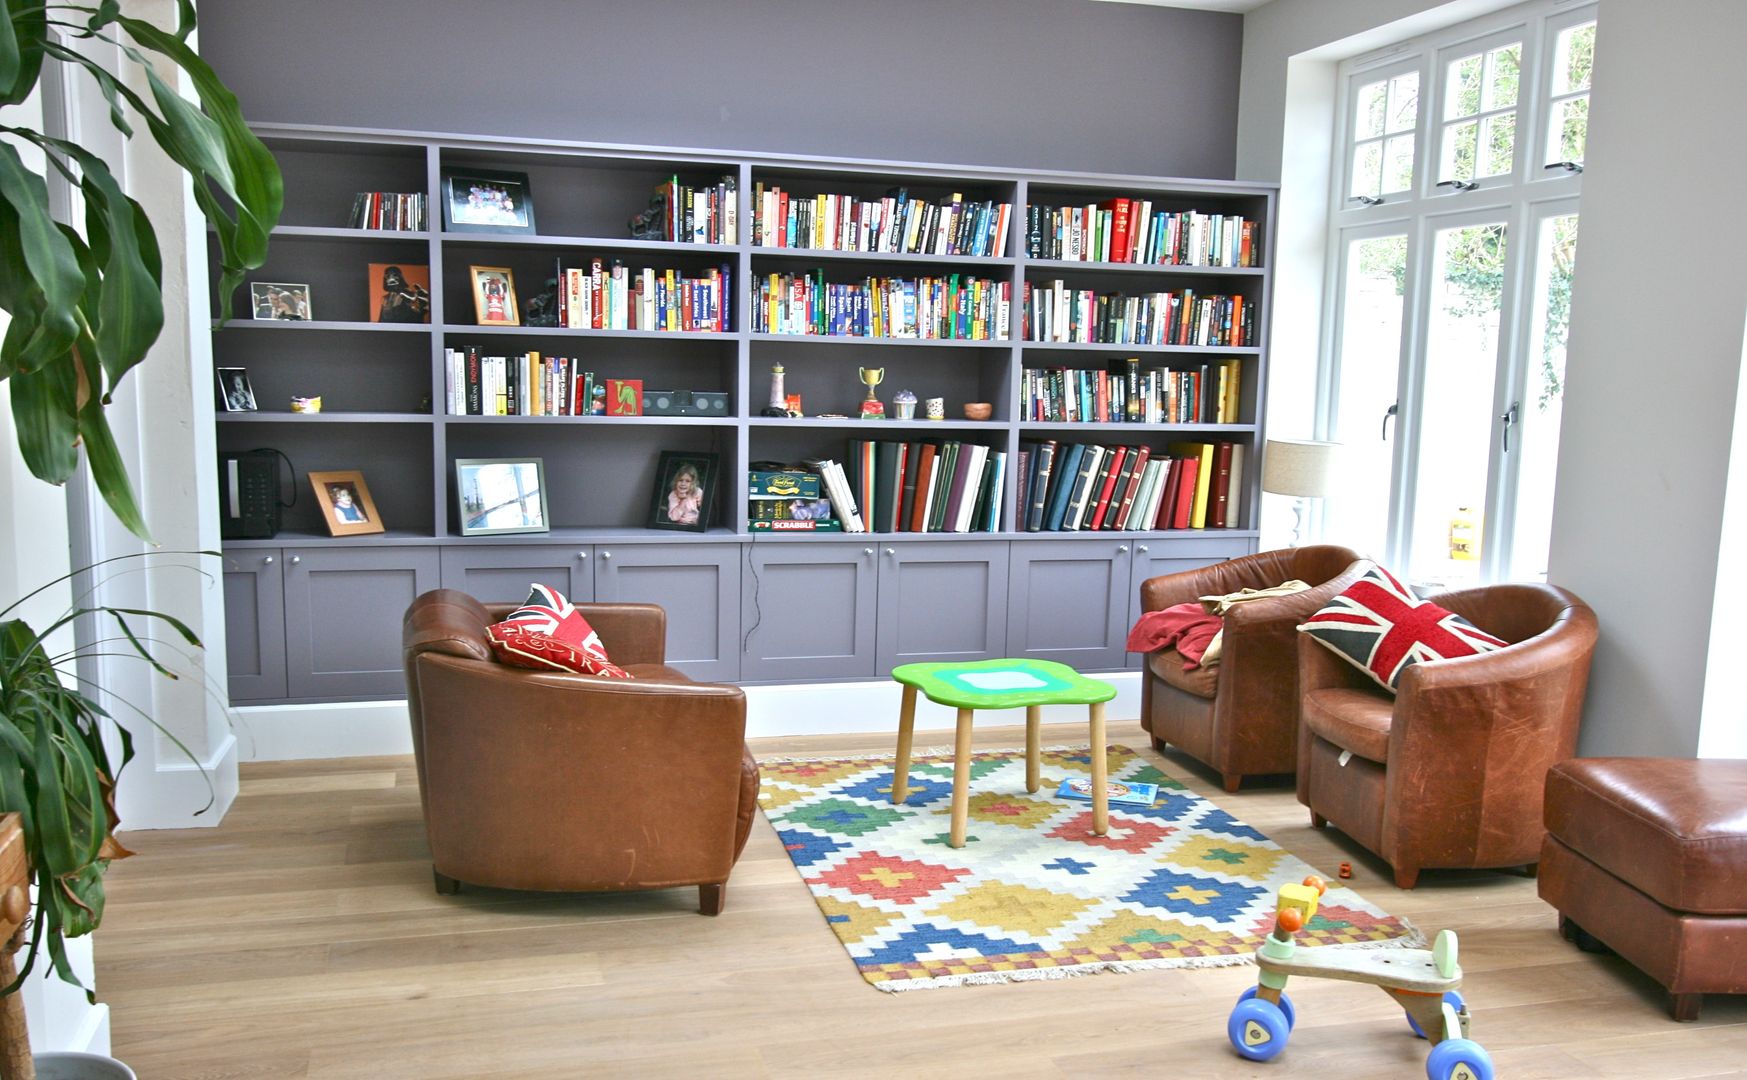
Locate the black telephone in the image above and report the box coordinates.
[219,449,291,539]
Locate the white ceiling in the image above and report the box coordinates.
[1088,0,1272,13]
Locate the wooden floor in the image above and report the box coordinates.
[100,721,1746,1078]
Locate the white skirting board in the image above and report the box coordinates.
[232,672,1144,761]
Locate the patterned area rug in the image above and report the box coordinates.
[760,745,1418,992]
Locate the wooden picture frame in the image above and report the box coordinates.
[648,450,718,532]
[441,167,536,235]
[470,265,520,326]
[456,457,550,536]
[309,470,384,537]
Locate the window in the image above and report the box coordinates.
[1322,0,1593,587]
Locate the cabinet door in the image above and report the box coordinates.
[741,542,878,681]
[222,549,286,702]
[1007,539,1132,672]
[1125,537,1258,669]
[439,545,595,604]
[282,546,441,699]
[594,543,740,682]
[875,540,1009,672]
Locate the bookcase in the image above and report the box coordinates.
[215,125,1274,705]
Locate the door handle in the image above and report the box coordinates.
[1382,402,1398,440]
[1500,400,1521,453]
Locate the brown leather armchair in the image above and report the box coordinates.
[1138,545,1370,792]
[1297,582,1597,889]
[402,589,761,914]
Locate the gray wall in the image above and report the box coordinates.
[198,0,1243,178]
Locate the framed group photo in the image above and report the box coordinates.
[441,167,536,235]
[456,457,549,536]
[470,265,520,326]
[309,470,384,537]
[251,282,312,321]
[216,367,258,413]
[648,450,718,532]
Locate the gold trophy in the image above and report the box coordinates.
[857,366,886,419]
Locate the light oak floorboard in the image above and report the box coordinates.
[99,720,1745,1078]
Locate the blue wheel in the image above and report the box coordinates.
[1425,1038,1494,1080]
[1237,985,1297,1030]
[1228,997,1290,1062]
[1408,990,1466,1038]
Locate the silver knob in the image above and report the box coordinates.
[578,551,589,559]
[289,555,301,565]
[600,551,612,560]
[1137,545,1149,553]
[262,556,274,565]
[884,548,895,556]
[1117,545,1128,554]
[863,548,874,555]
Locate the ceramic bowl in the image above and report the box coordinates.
[963,402,993,421]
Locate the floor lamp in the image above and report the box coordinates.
[1261,439,1339,547]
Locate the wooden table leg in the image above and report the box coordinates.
[1089,700,1108,836]
[891,684,918,804]
[950,707,974,848]
[1025,704,1042,793]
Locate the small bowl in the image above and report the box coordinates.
[963,402,993,421]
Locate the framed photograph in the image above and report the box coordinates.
[216,367,258,413]
[470,265,520,326]
[368,263,430,324]
[456,458,549,536]
[250,282,312,321]
[648,450,718,533]
[309,470,384,537]
[441,168,536,235]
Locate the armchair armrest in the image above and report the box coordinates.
[482,600,667,666]
[1222,558,1372,637]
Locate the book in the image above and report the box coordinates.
[909,444,940,532]
[1042,443,1084,531]
[1062,445,1105,531]
[1056,777,1160,807]
[1209,441,1235,529]
[1025,441,1057,531]
[1170,442,1216,528]
[1087,445,1127,530]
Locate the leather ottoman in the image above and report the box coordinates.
[1539,758,1747,1020]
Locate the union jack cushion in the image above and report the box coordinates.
[1297,566,1507,692]
[485,583,632,678]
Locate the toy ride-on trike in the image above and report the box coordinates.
[1226,875,1495,1080]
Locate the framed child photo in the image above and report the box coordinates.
[216,367,258,413]
[456,457,549,536]
[470,265,520,326]
[251,282,312,321]
[648,450,718,532]
[309,470,384,537]
[441,168,536,235]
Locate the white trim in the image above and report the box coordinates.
[116,732,239,831]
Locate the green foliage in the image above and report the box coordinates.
[1442,223,1508,319]
[0,0,282,540]
[1537,215,1579,411]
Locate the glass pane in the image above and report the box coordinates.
[1484,43,1521,111]
[1441,120,1478,182]
[1387,72,1420,133]
[1550,95,1589,163]
[1481,112,1516,177]
[1383,135,1415,193]
[1352,141,1383,200]
[1510,213,1580,581]
[1356,79,1388,140]
[1552,22,1597,94]
[1409,222,1507,589]
[1446,53,1483,119]
[1328,234,1408,559]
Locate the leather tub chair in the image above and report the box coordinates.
[1138,545,1369,792]
[402,589,761,914]
[1296,582,1597,888]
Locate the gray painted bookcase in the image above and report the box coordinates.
[216,125,1273,704]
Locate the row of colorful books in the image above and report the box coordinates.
[800,440,1008,533]
[1024,201,1257,267]
[442,347,620,416]
[554,259,732,332]
[751,271,1011,340]
[349,191,426,232]
[647,175,737,244]
[1024,358,1243,425]
[751,185,1013,258]
[1018,440,1244,532]
[1022,282,1254,347]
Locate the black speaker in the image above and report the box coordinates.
[643,389,729,416]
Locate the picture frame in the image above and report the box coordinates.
[648,450,718,533]
[441,167,536,235]
[368,262,431,324]
[250,282,312,321]
[216,367,258,413]
[470,265,520,327]
[309,470,384,537]
[456,457,549,536]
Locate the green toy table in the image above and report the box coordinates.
[889,658,1119,848]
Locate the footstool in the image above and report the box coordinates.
[889,658,1117,848]
[1539,757,1747,1020]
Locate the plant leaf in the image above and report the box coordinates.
[0,142,84,374]
[0,1,45,108]
[75,386,151,541]
[7,358,78,484]
[75,153,164,389]
[0,0,20,93]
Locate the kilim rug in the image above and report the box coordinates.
[759,745,1419,992]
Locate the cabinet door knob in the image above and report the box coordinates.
[289,555,301,565]
[262,556,274,565]
[1117,545,1129,554]
[578,551,589,559]
[863,548,874,555]
[884,548,895,556]
[1137,545,1149,553]
[600,551,612,560]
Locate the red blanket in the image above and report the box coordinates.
[1126,603,1223,668]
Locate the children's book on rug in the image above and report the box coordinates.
[1056,777,1159,806]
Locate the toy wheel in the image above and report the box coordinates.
[1228,998,1291,1061]
[1237,985,1296,1030]
[1425,1037,1494,1080]
[1407,990,1466,1038]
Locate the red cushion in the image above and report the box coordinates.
[1297,565,1505,692]
[486,583,631,678]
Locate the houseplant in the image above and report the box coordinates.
[0,1,282,1075]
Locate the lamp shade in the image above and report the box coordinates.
[1261,438,1340,499]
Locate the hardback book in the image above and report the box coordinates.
[909,444,940,532]
[1042,443,1083,531]
[1170,455,1200,530]
[1209,441,1235,528]
[897,440,924,531]
[1056,777,1160,807]
[1169,442,1216,528]
[1111,445,1151,530]
[1087,445,1128,531]
[1026,440,1058,532]
[1227,442,1245,528]
[1062,445,1105,531]
[952,444,989,532]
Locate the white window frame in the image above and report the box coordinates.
[1342,57,1423,205]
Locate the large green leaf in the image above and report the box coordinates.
[0,0,20,92]
[75,382,149,540]
[0,143,83,374]
[0,2,46,108]
[71,148,163,389]
[7,358,78,484]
